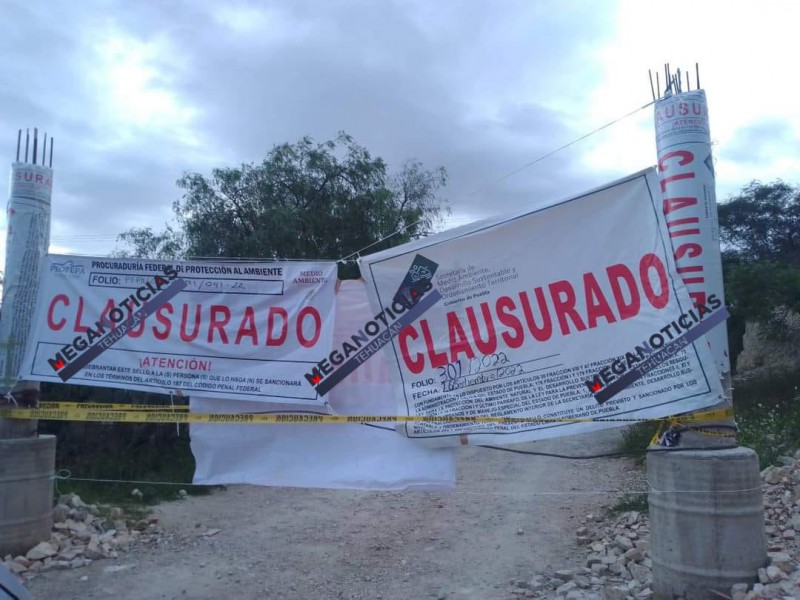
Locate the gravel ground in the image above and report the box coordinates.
[25,428,642,600]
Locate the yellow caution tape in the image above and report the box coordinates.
[649,422,665,446]
[39,402,189,412]
[0,406,734,426]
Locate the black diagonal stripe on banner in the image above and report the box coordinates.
[56,278,188,382]
[594,306,729,404]
[315,288,442,397]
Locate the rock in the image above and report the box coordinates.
[527,579,545,592]
[26,541,58,561]
[763,467,784,485]
[99,530,116,544]
[178,489,188,498]
[791,515,800,530]
[69,522,92,542]
[4,561,27,574]
[565,592,583,600]
[634,589,653,599]
[602,587,628,600]
[113,533,134,548]
[58,546,85,561]
[757,567,770,584]
[608,562,626,577]
[13,556,31,568]
[576,527,589,536]
[624,548,643,563]
[627,511,640,525]
[730,583,749,595]
[70,557,91,569]
[628,563,650,585]
[782,529,795,539]
[103,564,133,573]
[64,494,85,509]
[555,570,574,581]
[777,456,794,466]
[53,504,70,523]
[85,536,106,560]
[133,520,149,532]
[768,552,793,573]
[574,575,590,589]
[556,581,577,594]
[109,507,124,520]
[615,536,634,551]
[200,528,221,537]
[517,528,525,535]
[576,536,591,545]
[766,565,787,582]
[590,563,607,575]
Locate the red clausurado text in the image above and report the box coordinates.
[658,149,713,308]
[45,297,324,348]
[398,252,676,374]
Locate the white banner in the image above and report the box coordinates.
[359,168,725,446]
[190,280,456,491]
[22,255,336,405]
[655,89,730,374]
[0,163,53,393]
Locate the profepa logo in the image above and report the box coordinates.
[586,294,728,404]
[305,254,440,396]
[48,267,187,382]
[50,261,85,276]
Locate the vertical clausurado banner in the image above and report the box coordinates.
[359,168,725,447]
[0,163,52,393]
[654,89,730,375]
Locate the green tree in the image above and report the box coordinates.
[113,225,184,261]
[116,133,448,275]
[718,180,800,266]
[719,181,800,359]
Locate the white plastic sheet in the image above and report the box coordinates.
[190,280,456,491]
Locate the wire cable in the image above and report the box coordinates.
[338,99,656,262]
[465,100,655,197]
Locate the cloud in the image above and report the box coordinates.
[721,119,799,165]
[9,0,755,264]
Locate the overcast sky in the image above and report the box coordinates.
[1,0,798,263]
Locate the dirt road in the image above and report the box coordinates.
[26,429,642,600]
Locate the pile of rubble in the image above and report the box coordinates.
[2,493,162,580]
[510,510,653,599]
[514,450,800,599]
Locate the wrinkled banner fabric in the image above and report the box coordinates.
[359,168,725,447]
[0,163,52,393]
[21,255,336,405]
[190,280,456,491]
